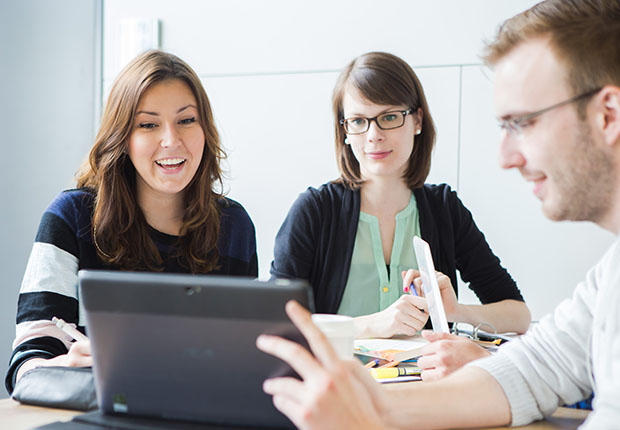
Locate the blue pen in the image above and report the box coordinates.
[408,282,428,316]
[406,281,426,315]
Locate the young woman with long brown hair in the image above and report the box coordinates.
[6,50,257,393]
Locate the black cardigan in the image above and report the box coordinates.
[270,182,523,313]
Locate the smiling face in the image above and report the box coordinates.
[128,78,205,204]
[494,37,616,223]
[342,87,420,183]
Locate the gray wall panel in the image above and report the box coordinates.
[0,0,99,397]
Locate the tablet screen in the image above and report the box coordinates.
[413,236,450,333]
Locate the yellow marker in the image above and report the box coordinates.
[382,286,389,293]
[471,338,502,347]
[370,367,421,379]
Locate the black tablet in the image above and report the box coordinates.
[79,270,314,429]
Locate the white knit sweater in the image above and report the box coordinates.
[470,236,620,429]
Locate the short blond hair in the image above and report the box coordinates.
[484,0,620,98]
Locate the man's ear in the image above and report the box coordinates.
[596,85,620,147]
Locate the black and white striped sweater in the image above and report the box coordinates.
[6,188,258,393]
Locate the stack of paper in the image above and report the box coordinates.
[355,335,428,383]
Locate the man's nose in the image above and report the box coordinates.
[498,131,526,170]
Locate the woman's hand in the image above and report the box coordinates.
[403,269,532,334]
[355,294,429,338]
[416,331,490,381]
[16,340,92,383]
[257,301,389,430]
[402,269,460,320]
[52,340,93,367]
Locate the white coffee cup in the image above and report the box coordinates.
[311,314,355,360]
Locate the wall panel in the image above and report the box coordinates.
[0,0,100,397]
[104,0,539,79]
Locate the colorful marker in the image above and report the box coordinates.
[370,367,421,379]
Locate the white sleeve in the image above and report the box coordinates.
[14,241,79,350]
[468,272,596,426]
[580,256,620,429]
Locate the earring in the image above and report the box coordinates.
[415,129,421,135]
[344,138,350,145]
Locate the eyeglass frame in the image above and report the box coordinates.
[451,321,510,345]
[498,87,602,136]
[339,108,413,135]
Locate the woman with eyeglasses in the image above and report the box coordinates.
[6,50,258,395]
[270,52,530,380]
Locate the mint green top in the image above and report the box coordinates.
[337,194,421,317]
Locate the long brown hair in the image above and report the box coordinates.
[76,50,225,273]
[332,52,436,189]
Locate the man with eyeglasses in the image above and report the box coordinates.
[256,1,620,429]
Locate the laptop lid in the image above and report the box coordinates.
[79,270,314,429]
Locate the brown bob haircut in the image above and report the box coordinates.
[332,52,436,189]
[484,0,620,108]
[76,50,225,273]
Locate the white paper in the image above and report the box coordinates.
[355,336,428,353]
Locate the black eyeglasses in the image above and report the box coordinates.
[340,109,412,135]
[498,87,602,136]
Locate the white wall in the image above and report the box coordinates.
[0,0,101,397]
[103,0,615,321]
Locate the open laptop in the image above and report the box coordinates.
[40,270,314,430]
